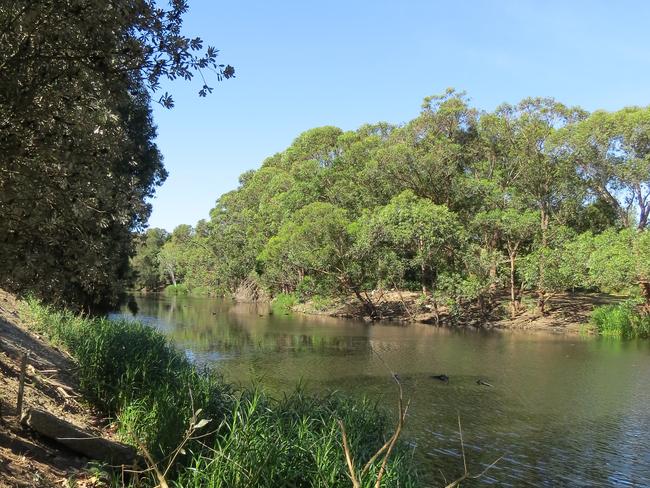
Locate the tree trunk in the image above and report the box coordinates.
[352,288,377,319]
[488,234,498,292]
[509,253,517,319]
[537,291,547,315]
[168,266,176,286]
[419,238,427,295]
[420,264,427,295]
[537,209,549,314]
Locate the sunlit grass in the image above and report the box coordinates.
[590,302,650,339]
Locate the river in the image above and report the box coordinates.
[112,294,650,487]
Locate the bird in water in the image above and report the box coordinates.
[431,374,449,384]
[476,379,493,387]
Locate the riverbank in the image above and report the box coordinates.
[0,290,417,487]
[0,289,108,486]
[292,290,623,334]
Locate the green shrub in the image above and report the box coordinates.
[164,283,190,295]
[590,302,650,339]
[271,292,298,314]
[311,294,334,312]
[188,285,212,296]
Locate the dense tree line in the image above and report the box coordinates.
[134,90,650,318]
[0,1,232,310]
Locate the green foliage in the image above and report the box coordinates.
[131,228,170,291]
[271,292,299,314]
[1,1,233,311]
[165,284,191,296]
[358,190,465,294]
[23,299,417,487]
[173,389,416,488]
[587,229,650,296]
[123,88,650,322]
[310,295,335,312]
[591,302,650,339]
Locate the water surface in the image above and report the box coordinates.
[114,295,650,487]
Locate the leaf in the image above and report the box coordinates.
[194,418,211,430]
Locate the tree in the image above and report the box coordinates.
[588,229,650,312]
[472,209,539,317]
[519,227,582,314]
[0,0,233,310]
[558,107,650,229]
[131,228,169,290]
[359,191,465,296]
[375,90,479,211]
[158,225,193,287]
[259,202,352,294]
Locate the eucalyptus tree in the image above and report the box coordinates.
[258,202,380,312]
[558,107,650,229]
[472,209,539,317]
[158,225,193,287]
[375,89,480,212]
[483,99,586,311]
[359,190,465,297]
[588,229,650,312]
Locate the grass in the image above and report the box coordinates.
[271,292,299,315]
[590,301,650,339]
[22,299,417,487]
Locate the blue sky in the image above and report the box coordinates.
[148,0,650,230]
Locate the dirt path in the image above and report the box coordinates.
[0,290,108,487]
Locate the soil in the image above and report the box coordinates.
[296,290,623,333]
[0,290,115,487]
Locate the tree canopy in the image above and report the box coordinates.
[0,1,233,310]
[134,91,650,316]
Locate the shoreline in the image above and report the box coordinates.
[291,291,624,335]
[0,290,109,486]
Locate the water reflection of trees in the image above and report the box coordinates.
[128,295,372,355]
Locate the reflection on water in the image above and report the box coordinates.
[112,294,650,487]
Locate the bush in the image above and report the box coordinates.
[271,292,298,314]
[164,283,190,295]
[311,294,335,312]
[188,285,212,296]
[590,302,650,339]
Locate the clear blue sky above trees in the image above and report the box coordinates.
[148,0,650,230]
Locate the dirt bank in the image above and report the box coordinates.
[0,290,116,487]
[294,290,622,333]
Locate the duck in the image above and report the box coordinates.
[431,374,449,384]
